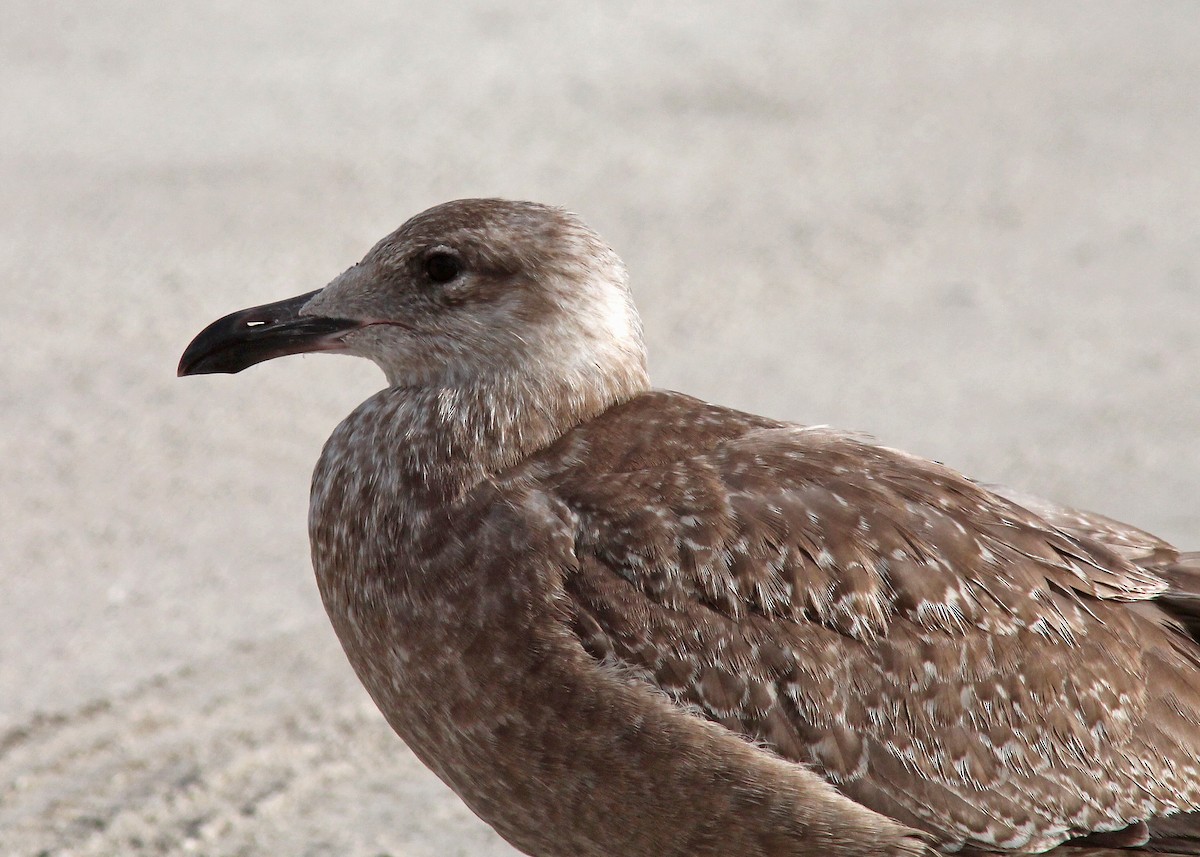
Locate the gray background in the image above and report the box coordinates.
[3,2,1197,855]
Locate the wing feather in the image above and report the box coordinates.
[540,398,1200,852]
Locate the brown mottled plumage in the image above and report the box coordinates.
[179,199,1200,856]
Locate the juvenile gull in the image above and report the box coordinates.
[179,199,1200,856]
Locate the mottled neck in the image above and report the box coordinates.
[319,365,649,504]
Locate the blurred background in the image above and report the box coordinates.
[2,2,1197,854]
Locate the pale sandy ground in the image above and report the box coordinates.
[2,2,1198,855]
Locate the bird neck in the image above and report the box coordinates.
[319,363,650,504]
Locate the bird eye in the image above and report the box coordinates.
[424,251,462,284]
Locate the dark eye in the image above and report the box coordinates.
[424,251,461,284]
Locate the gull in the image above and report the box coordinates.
[179,199,1200,856]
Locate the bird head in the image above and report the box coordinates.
[178,199,648,394]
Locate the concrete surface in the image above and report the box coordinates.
[2,2,1197,855]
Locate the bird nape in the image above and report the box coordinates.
[179,199,1200,857]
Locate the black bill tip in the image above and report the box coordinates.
[178,290,362,376]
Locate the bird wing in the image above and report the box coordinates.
[984,483,1180,565]
[545,397,1200,852]
[989,484,1200,645]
